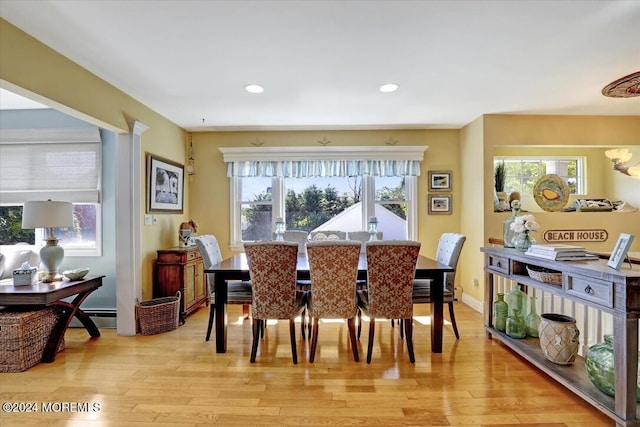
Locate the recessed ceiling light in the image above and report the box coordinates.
[244,84,264,93]
[379,83,399,93]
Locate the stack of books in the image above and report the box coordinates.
[524,244,599,261]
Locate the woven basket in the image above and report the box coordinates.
[136,291,181,335]
[0,307,60,372]
[526,266,562,285]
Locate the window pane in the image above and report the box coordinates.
[0,206,34,245]
[284,177,358,231]
[375,176,406,201]
[55,204,97,249]
[241,203,272,241]
[240,177,272,202]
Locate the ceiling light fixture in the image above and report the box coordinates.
[602,71,640,98]
[379,83,399,93]
[244,84,264,93]
[604,148,640,179]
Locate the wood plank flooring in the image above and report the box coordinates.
[0,303,614,426]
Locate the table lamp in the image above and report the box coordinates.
[22,200,74,282]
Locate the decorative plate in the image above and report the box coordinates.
[533,174,569,212]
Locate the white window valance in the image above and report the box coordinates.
[220,146,427,178]
[0,127,102,204]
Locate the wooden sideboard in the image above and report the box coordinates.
[155,247,207,323]
[482,247,640,427]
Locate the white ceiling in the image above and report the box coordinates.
[1,0,639,131]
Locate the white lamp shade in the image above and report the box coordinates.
[22,200,74,229]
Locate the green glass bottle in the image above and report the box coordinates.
[585,335,640,402]
[493,293,508,332]
[506,284,527,320]
[524,296,540,337]
[506,308,526,339]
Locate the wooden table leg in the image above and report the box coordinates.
[214,274,228,353]
[43,289,100,363]
[430,273,444,353]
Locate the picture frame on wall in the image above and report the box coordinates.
[607,233,635,269]
[147,154,184,213]
[428,194,452,215]
[428,170,452,191]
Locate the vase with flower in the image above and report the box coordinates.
[510,213,540,251]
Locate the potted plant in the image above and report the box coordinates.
[494,162,508,211]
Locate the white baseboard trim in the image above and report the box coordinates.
[461,293,484,314]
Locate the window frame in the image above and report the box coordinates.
[494,155,586,196]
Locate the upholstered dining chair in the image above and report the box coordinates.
[309,230,347,241]
[306,240,362,363]
[244,241,307,364]
[357,240,421,363]
[272,230,310,254]
[411,233,466,339]
[195,235,252,342]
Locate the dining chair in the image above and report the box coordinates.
[306,240,362,362]
[411,233,466,339]
[272,230,310,254]
[309,230,347,241]
[347,231,383,252]
[195,235,252,342]
[244,241,307,364]
[357,240,421,363]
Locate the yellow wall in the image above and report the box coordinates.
[0,19,188,298]
[189,129,460,260]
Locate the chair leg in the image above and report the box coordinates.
[404,317,415,363]
[300,306,307,339]
[310,317,320,363]
[399,318,404,338]
[357,308,362,339]
[366,319,376,364]
[250,319,261,363]
[289,319,298,364]
[242,304,251,319]
[205,304,215,341]
[347,318,359,362]
[448,301,460,339]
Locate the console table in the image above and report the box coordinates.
[482,247,640,427]
[0,276,104,362]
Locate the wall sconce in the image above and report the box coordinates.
[187,133,195,177]
[604,148,640,179]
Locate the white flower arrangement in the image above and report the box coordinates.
[510,214,540,233]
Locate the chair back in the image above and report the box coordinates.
[347,231,384,252]
[195,235,224,293]
[435,233,466,291]
[306,240,361,318]
[244,241,300,319]
[365,240,421,319]
[309,230,347,241]
[283,230,310,254]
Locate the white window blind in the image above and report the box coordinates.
[0,127,101,204]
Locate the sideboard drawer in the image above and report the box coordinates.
[487,254,510,275]
[566,274,613,308]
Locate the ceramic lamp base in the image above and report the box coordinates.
[40,239,64,283]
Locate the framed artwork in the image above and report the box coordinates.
[607,233,635,269]
[147,154,184,213]
[428,170,452,191]
[428,194,452,215]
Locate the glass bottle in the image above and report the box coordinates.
[514,231,535,251]
[274,217,285,241]
[493,293,508,332]
[585,335,640,402]
[502,200,521,248]
[506,308,526,338]
[524,296,540,337]
[505,284,527,320]
[368,216,378,241]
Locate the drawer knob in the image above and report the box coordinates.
[496,261,502,268]
[585,285,593,295]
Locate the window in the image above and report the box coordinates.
[495,157,585,195]
[222,146,425,249]
[0,127,102,255]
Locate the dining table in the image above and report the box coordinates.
[206,252,454,354]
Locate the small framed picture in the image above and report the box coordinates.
[428,170,452,191]
[607,233,635,269]
[147,154,184,213]
[428,194,452,215]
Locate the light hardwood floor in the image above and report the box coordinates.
[1,303,613,426]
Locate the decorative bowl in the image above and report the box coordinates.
[63,268,90,281]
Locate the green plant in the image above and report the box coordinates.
[494,162,506,192]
